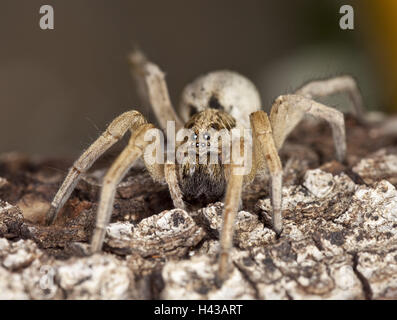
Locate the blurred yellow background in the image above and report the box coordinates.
[363,0,397,113]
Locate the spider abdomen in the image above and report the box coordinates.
[180,70,261,128]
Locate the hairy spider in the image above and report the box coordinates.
[46,50,364,283]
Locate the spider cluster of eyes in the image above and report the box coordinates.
[142,121,253,173]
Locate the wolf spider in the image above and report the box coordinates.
[46,50,364,282]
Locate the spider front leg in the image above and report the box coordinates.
[91,123,157,252]
[164,163,185,209]
[217,113,283,283]
[217,138,245,283]
[270,94,347,162]
[250,111,283,234]
[295,75,365,123]
[129,49,184,133]
[46,111,148,225]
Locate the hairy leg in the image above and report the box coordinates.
[295,75,365,123]
[129,49,184,133]
[91,123,156,252]
[250,111,283,234]
[46,110,147,225]
[217,138,246,283]
[164,163,185,209]
[270,94,346,162]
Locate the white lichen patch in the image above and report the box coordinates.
[0,238,58,299]
[0,200,14,213]
[303,169,335,198]
[0,200,24,238]
[234,241,363,300]
[258,170,356,215]
[335,180,397,252]
[198,203,276,249]
[0,239,42,271]
[161,253,256,300]
[56,254,135,299]
[0,237,141,299]
[193,239,220,257]
[356,248,397,299]
[0,267,29,299]
[105,209,205,257]
[353,149,397,185]
[106,222,134,242]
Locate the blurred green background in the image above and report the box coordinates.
[0,0,394,156]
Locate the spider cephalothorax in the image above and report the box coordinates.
[46,50,365,283]
[179,109,237,206]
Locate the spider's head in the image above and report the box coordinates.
[182,109,236,160]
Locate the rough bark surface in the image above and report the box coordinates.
[0,115,397,299]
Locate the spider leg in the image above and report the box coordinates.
[46,110,148,225]
[164,163,185,209]
[217,117,283,282]
[217,138,246,283]
[270,94,346,162]
[91,123,156,252]
[295,75,365,123]
[250,111,283,233]
[129,49,184,133]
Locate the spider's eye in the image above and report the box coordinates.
[192,133,198,140]
[203,133,211,140]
